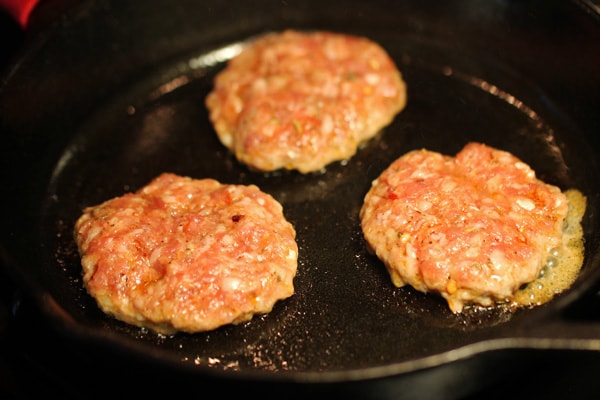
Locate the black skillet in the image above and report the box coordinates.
[1,0,600,397]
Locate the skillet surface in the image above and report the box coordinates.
[1,0,600,383]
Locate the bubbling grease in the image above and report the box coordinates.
[512,189,587,308]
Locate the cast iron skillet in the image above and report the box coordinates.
[1,0,600,395]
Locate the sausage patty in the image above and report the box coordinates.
[74,173,298,334]
[360,142,581,312]
[205,29,407,173]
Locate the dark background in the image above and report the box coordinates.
[2,2,600,399]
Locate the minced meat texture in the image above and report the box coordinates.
[74,173,298,334]
[206,29,407,173]
[360,142,578,312]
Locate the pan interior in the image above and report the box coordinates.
[38,31,599,376]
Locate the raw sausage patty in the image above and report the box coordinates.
[74,173,298,334]
[360,142,584,313]
[205,30,407,173]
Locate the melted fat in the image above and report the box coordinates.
[512,189,587,307]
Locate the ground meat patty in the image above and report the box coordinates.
[74,173,298,335]
[360,142,577,313]
[205,29,407,174]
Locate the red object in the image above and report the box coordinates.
[0,0,40,27]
